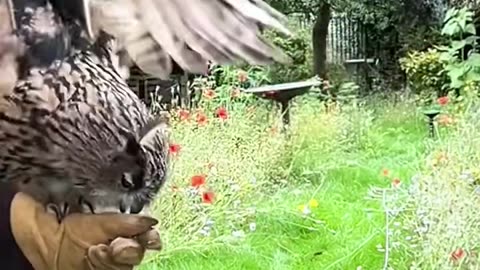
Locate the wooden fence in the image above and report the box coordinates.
[327,15,369,64]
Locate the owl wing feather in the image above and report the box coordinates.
[87,0,291,79]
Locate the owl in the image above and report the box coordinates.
[0,31,170,219]
[0,0,290,220]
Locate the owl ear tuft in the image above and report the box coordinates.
[139,112,170,149]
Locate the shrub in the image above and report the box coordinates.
[399,7,480,105]
[399,48,450,98]
[263,22,313,84]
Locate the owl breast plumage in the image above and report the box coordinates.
[0,35,168,215]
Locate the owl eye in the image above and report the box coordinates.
[121,174,133,189]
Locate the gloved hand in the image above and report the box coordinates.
[10,192,162,270]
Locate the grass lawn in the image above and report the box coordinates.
[139,97,431,270]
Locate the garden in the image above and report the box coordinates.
[139,1,480,269]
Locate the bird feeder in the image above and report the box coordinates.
[423,109,440,138]
[243,79,321,130]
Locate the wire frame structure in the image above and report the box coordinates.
[126,64,192,111]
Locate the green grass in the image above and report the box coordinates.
[139,98,431,270]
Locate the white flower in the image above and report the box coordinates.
[231,184,241,193]
[459,170,474,184]
[186,187,199,197]
[205,219,215,227]
[233,200,241,208]
[199,229,210,237]
[302,206,311,216]
[232,230,245,238]
[249,222,257,232]
[292,189,302,196]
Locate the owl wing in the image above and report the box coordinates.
[86,0,291,79]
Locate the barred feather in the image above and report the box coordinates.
[87,0,291,79]
[0,30,169,217]
[0,0,289,218]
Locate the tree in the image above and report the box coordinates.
[267,0,443,89]
[267,0,330,79]
[312,2,331,78]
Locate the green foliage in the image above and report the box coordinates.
[190,65,268,110]
[141,96,428,270]
[338,0,443,90]
[263,22,313,84]
[399,49,449,97]
[441,7,476,37]
[400,7,480,106]
[205,20,313,86]
[266,0,320,19]
[315,80,360,106]
[436,7,480,91]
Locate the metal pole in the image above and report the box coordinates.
[280,100,290,131]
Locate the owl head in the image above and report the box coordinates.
[86,111,171,214]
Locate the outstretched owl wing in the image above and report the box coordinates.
[84,0,291,79]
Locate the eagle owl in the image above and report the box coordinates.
[0,0,290,220]
[0,31,170,219]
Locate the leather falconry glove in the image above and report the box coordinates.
[10,192,162,270]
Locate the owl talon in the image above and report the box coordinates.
[79,197,95,214]
[47,203,69,223]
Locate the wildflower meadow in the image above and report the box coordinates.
[139,4,480,270]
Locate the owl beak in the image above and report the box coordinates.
[119,197,145,214]
[130,199,144,214]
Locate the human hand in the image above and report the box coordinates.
[10,192,161,270]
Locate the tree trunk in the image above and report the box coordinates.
[312,2,331,79]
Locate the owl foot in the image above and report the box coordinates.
[78,196,95,214]
[46,202,70,223]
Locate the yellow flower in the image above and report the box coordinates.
[308,199,319,208]
[298,204,307,212]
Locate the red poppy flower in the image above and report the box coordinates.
[392,178,401,188]
[269,126,278,135]
[215,107,228,120]
[438,96,449,106]
[202,191,215,204]
[196,112,208,126]
[438,114,454,126]
[178,109,190,121]
[191,175,206,188]
[433,152,447,166]
[169,143,181,156]
[451,248,465,261]
[238,70,248,83]
[382,169,390,177]
[203,88,215,100]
